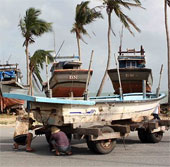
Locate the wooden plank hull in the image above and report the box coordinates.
[108,68,153,94]
[46,69,93,97]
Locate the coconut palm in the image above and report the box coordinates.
[164,0,170,104]
[71,1,103,62]
[97,0,142,96]
[19,8,52,85]
[29,50,54,95]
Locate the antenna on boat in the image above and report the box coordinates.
[84,50,94,100]
[53,31,57,59]
[55,40,65,59]
[7,54,12,64]
[114,54,123,100]
[156,64,163,97]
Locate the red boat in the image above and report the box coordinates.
[108,46,153,94]
[44,61,93,97]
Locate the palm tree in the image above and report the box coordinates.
[19,8,52,85]
[29,50,54,95]
[97,0,142,96]
[71,1,103,62]
[164,0,170,104]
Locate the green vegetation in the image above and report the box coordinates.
[19,8,52,85]
[29,50,54,95]
[71,1,103,62]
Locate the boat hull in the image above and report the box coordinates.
[3,93,165,127]
[0,84,28,110]
[46,69,93,97]
[108,68,153,94]
[28,93,164,128]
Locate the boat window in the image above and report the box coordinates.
[126,61,130,68]
[132,61,136,67]
[126,61,137,68]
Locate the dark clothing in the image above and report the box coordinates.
[14,134,27,145]
[50,131,69,147]
[153,113,160,120]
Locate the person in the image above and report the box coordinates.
[50,126,72,156]
[13,108,37,152]
[153,104,161,120]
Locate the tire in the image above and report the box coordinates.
[138,129,149,143]
[147,132,163,143]
[138,129,163,143]
[86,137,98,153]
[94,126,116,154]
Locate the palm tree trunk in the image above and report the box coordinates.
[76,33,81,63]
[97,12,112,96]
[25,41,30,86]
[28,69,33,96]
[164,0,170,104]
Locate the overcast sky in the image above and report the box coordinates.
[0,0,169,94]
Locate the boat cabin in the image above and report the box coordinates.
[50,61,82,73]
[0,64,22,83]
[118,46,146,69]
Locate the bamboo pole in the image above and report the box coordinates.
[114,54,123,100]
[156,64,163,97]
[84,50,94,100]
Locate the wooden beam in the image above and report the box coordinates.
[111,124,130,134]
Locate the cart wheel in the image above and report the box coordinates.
[138,129,163,143]
[95,126,116,154]
[138,129,149,143]
[147,132,163,143]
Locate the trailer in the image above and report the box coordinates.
[3,92,170,154]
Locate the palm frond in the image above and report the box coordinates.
[71,1,103,41]
[30,49,54,85]
[19,7,52,46]
[167,0,170,7]
[32,73,42,91]
[105,0,141,34]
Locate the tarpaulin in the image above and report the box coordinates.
[0,96,24,111]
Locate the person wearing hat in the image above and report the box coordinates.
[13,110,37,152]
[50,126,72,156]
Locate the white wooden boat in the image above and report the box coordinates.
[2,92,165,128]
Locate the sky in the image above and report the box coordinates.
[0,0,169,94]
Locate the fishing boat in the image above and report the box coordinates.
[43,59,93,97]
[2,92,165,126]
[2,92,168,154]
[0,63,28,94]
[0,63,27,111]
[108,46,153,94]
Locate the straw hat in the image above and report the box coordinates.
[51,126,60,134]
